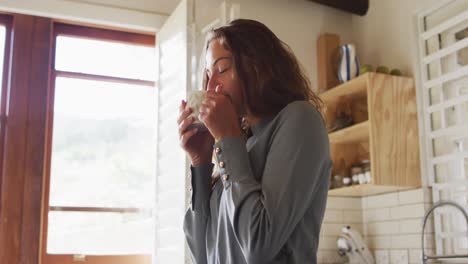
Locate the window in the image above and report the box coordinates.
[0,15,11,211]
[42,23,156,264]
[416,0,468,257]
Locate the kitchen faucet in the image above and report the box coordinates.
[421,200,468,263]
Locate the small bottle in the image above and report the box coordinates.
[358,173,366,184]
[335,158,349,188]
[350,165,362,185]
[342,176,352,186]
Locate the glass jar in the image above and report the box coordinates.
[361,160,371,184]
[333,174,343,189]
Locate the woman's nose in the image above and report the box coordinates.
[206,76,219,92]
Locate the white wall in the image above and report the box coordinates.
[232,0,354,91]
[351,0,440,77]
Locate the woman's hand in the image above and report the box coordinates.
[178,100,215,166]
[199,85,242,141]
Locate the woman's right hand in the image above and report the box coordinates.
[178,100,215,167]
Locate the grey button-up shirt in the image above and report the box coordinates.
[183,100,332,264]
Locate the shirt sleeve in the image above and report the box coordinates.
[183,164,214,264]
[213,104,332,263]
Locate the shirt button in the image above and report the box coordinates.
[223,174,229,181]
[219,161,225,168]
[215,147,221,154]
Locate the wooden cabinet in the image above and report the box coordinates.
[322,72,421,197]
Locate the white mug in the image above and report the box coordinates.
[186,90,208,131]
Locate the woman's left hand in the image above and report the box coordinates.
[199,85,242,141]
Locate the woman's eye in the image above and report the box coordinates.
[218,66,230,74]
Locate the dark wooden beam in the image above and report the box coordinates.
[0,14,52,264]
[308,0,369,16]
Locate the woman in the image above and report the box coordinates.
[178,19,332,264]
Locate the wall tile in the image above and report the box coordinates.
[367,235,393,249]
[398,189,424,205]
[318,250,347,264]
[364,208,391,222]
[327,197,362,210]
[319,187,435,261]
[399,218,433,234]
[390,204,425,220]
[367,221,399,235]
[364,193,399,209]
[343,210,363,223]
[408,248,435,264]
[321,223,363,236]
[319,236,340,250]
[323,209,344,223]
[390,250,409,264]
[391,234,434,249]
[375,250,390,264]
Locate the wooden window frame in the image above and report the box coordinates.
[0,14,12,214]
[41,23,155,264]
[0,14,53,264]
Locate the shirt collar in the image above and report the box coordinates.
[250,116,274,136]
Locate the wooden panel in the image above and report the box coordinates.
[326,72,422,196]
[0,14,35,264]
[322,96,368,129]
[328,184,416,197]
[0,14,52,264]
[317,33,340,93]
[320,73,368,128]
[40,61,56,264]
[330,141,369,178]
[20,16,52,264]
[350,96,368,124]
[329,120,369,144]
[0,14,12,214]
[367,73,421,187]
[319,72,367,102]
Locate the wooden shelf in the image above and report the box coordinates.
[319,73,368,102]
[328,184,417,197]
[323,72,421,197]
[329,121,369,144]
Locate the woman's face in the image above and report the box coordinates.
[205,38,244,116]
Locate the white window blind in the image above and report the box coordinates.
[416,0,468,257]
[154,1,191,262]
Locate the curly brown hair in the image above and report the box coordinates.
[203,19,323,119]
